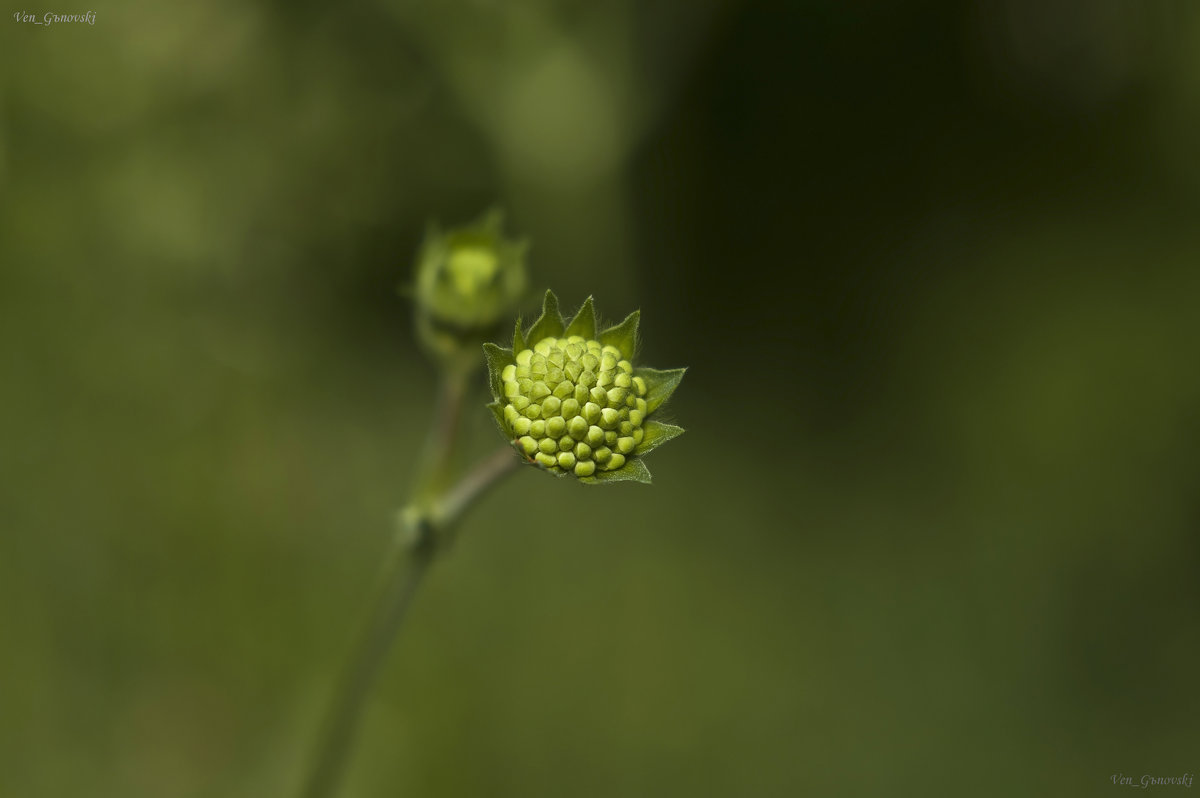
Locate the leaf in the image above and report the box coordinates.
[483,343,514,400]
[486,401,508,439]
[525,290,565,344]
[582,458,652,485]
[564,296,597,340]
[634,420,684,457]
[639,367,687,414]
[599,310,639,361]
[512,314,526,353]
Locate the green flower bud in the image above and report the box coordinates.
[583,402,601,424]
[411,209,529,372]
[567,415,589,440]
[545,415,567,438]
[485,291,686,484]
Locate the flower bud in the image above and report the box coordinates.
[485,291,687,484]
[412,209,529,371]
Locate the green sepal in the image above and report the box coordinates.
[525,290,565,345]
[639,366,686,414]
[512,314,526,353]
[599,310,639,361]
[483,342,514,400]
[580,457,652,485]
[564,296,597,340]
[634,420,684,457]
[486,400,509,439]
[477,207,504,235]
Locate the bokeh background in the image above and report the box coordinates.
[3,1,1199,796]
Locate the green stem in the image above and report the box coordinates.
[415,372,468,500]
[300,535,435,798]
[430,445,524,531]
[299,446,520,798]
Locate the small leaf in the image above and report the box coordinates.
[525,290,565,344]
[639,367,687,414]
[486,401,508,438]
[599,310,639,360]
[634,420,684,457]
[512,315,526,353]
[582,458,652,485]
[483,343,514,400]
[564,296,597,340]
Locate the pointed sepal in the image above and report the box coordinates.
[634,420,684,457]
[525,290,565,344]
[512,315,526,353]
[564,296,597,340]
[639,367,686,414]
[486,401,508,438]
[581,457,652,485]
[483,342,514,400]
[599,310,639,361]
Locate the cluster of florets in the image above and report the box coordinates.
[485,291,685,485]
[500,336,649,477]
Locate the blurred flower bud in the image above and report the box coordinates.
[411,209,529,371]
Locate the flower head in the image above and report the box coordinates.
[485,291,685,484]
[411,209,529,370]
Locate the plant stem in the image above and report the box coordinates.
[415,372,468,499]
[300,535,435,798]
[432,444,523,530]
[299,446,520,798]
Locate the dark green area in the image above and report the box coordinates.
[3,2,1198,796]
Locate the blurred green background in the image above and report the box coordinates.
[3,1,1199,796]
